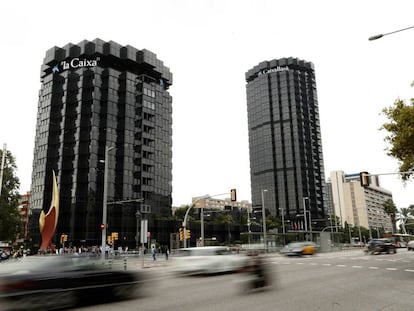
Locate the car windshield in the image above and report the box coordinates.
[288,243,305,248]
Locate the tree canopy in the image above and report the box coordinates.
[381,91,414,180]
[382,198,398,233]
[0,149,22,242]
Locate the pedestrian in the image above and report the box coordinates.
[152,246,156,261]
[165,246,169,260]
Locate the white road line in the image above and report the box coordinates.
[404,269,414,272]
[352,266,362,268]
[336,264,346,267]
[296,262,304,265]
[322,263,331,266]
[386,268,397,271]
[368,266,379,269]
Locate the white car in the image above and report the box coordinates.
[172,246,247,275]
[407,240,414,251]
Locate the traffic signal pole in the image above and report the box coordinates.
[182,191,234,248]
[360,170,413,187]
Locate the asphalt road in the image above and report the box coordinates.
[74,248,414,311]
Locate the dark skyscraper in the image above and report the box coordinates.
[245,57,326,230]
[30,39,173,246]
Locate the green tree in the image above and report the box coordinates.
[381,93,414,180]
[266,215,281,231]
[174,206,190,220]
[398,207,411,234]
[0,149,22,242]
[397,204,414,234]
[382,199,398,233]
[214,213,233,225]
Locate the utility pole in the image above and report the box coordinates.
[0,144,6,198]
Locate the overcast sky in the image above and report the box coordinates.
[1,0,413,209]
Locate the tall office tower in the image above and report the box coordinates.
[245,57,326,230]
[29,39,173,246]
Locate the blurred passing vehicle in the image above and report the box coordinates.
[407,240,414,251]
[280,241,317,256]
[0,255,151,311]
[172,246,247,275]
[365,239,396,255]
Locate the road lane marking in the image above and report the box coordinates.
[386,268,397,271]
[322,263,331,266]
[352,266,362,268]
[405,269,414,272]
[336,265,346,267]
[368,267,379,269]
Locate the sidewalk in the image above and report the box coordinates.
[109,253,171,270]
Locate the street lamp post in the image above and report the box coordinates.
[101,145,114,262]
[302,197,309,240]
[281,205,286,245]
[369,25,414,41]
[247,207,251,245]
[261,189,268,250]
[308,202,313,241]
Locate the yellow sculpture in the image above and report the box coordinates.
[39,171,59,251]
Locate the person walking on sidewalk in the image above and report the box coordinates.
[152,246,157,261]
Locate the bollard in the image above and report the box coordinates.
[124,257,128,270]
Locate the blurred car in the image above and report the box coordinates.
[0,255,151,310]
[365,239,396,255]
[407,240,414,251]
[172,246,247,275]
[280,241,317,256]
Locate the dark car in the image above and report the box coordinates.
[0,255,152,310]
[365,239,396,255]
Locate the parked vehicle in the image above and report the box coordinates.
[365,239,396,255]
[0,256,151,310]
[280,241,317,256]
[172,246,247,275]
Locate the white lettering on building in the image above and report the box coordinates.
[257,66,289,76]
[61,57,99,70]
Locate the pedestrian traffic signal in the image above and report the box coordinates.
[179,228,184,241]
[185,229,191,239]
[230,189,237,202]
[360,171,370,187]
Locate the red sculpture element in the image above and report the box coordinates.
[39,171,59,251]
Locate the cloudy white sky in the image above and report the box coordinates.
[1,0,413,209]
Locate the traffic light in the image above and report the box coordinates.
[230,189,237,202]
[360,171,370,187]
[100,223,105,230]
[179,228,184,241]
[185,229,191,239]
